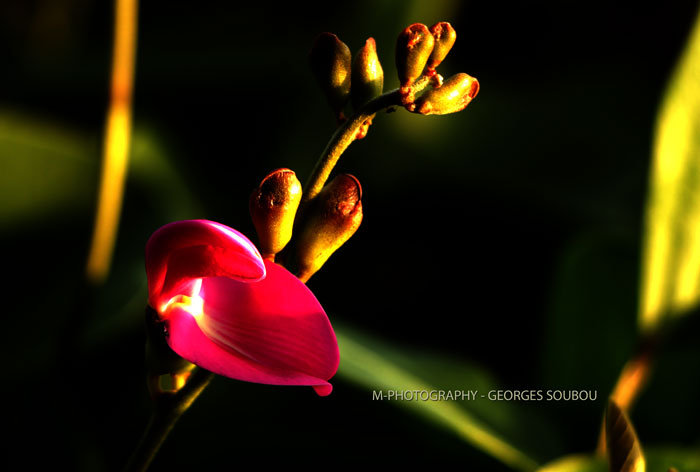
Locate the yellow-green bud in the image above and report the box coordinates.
[413,73,479,115]
[249,168,302,259]
[309,33,352,118]
[294,174,363,282]
[395,23,435,88]
[427,22,457,71]
[351,38,384,110]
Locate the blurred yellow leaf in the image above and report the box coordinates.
[537,454,606,472]
[640,9,700,332]
[537,448,700,472]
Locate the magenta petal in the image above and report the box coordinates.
[145,220,339,395]
[164,261,339,395]
[146,220,265,311]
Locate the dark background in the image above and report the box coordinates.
[2,0,700,469]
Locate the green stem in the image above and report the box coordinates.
[303,75,436,203]
[303,90,399,202]
[124,368,215,472]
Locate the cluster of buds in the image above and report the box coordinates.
[250,168,362,282]
[309,21,479,129]
[250,22,480,284]
[395,22,479,115]
[309,32,384,125]
[251,22,479,283]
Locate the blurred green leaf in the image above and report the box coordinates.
[639,8,700,332]
[543,231,637,390]
[335,323,550,472]
[0,110,201,228]
[0,109,97,225]
[129,125,203,222]
[537,448,700,472]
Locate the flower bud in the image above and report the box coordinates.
[309,33,352,118]
[427,22,457,71]
[294,174,363,281]
[351,38,384,110]
[249,169,302,259]
[413,72,479,115]
[395,23,435,88]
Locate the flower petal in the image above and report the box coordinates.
[164,261,339,395]
[146,220,266,312]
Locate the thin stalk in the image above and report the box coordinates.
[303,74,435,203]
[86,0,139,284]
[302,90,400,202]
[124,368,215,472]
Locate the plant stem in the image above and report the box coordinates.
[86,0,139,284]
[124,368,215,472]
[303,74,436,203]
[302,90,400,202]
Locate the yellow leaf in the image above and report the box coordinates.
[640,9,700,332]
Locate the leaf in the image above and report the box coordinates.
[537,454,606,472]
[0,109,97,225]
[605,400,646,472]
[543,231,637,390]
[0,110,202,229]
[639,8,700,332]
[335,323,545,472]
[129,126,203,222]
[537,448,700,472]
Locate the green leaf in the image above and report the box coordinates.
[0,110,97,226]
[0,110,201,229]
[335,323,547,472]
[129,125,203,222]
[639,8,700,332]
[543,231,637,391]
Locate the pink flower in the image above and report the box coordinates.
[145,219,339,396]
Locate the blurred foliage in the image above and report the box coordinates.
[336,323,554,470]
[639,5,700,332]
[2,0,700,470]
[537,448,700,472]
[0,110,97,225]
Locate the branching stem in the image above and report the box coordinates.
[303,74,435,203]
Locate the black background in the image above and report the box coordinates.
[2,0,700,469]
